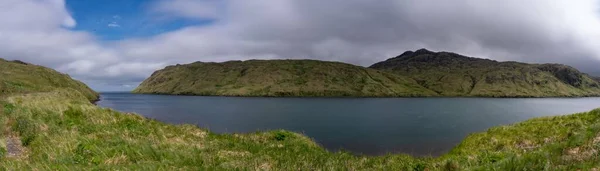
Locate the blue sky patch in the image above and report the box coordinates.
[66,0,214,41]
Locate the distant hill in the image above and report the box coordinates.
[591,75,600,83]
[5,59,600,170]
[135,49,600,97]
[133,60,437,97]
[0,58,98,101]
[370,49,600,97]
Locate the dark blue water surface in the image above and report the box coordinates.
[97,93,600,156]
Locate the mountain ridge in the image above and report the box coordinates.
[133,59,437,97]
[370,49,600,97]
[134,49,600,97]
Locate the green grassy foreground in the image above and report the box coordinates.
[2,57,600,170]
[1,90,600,170]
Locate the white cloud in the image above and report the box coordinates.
[0,0,163,90]
[151,0,221,20]
[2,0,600,91]
[108,22,120,28]
[126,0,600,69]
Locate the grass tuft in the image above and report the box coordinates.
[13,116,37,146]
[2,90,600,170]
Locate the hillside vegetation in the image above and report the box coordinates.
[135,50,600,97]
[1,58,600,170]
[370,49,600,97]
[133,60,437,97]
[0,58,98,101]
[2,84,600,170]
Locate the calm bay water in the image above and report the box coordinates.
[97,93,600,156]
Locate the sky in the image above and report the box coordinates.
[1,0,600,91]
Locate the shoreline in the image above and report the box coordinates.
[127,91,600,99]
[4,90,600,169]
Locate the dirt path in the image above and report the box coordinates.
[5,135,23,158]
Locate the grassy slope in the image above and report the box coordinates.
[2,90,600,170]
[135,52,600,98]
[1,58,600,170]
[133,60,437,97]
[589,75,600,83]
[0,58,98,101]
[370,49,600,97]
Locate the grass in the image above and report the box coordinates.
[0,58,98,101]
[133,59,438,97]
[3,56,600,170]
[370,49,600,97]
[1,89,600,170]
[134,50,600,98]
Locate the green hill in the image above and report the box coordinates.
[589,75,600,83]
[370,49,600,97]
[133,59,437,97]
[0,58,98,101]
[2,59,600,170]
[135,50,600,97]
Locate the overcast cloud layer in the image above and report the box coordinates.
[2,0,600,91]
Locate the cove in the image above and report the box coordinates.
[97,93,600,156]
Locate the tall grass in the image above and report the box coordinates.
[1,90,600,170]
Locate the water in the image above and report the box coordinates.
[97,93,600,156]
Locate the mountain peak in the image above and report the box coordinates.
[413,48,436,56]
[415,48,433,53]
[396,51,414,58]
[391,48,436,60]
